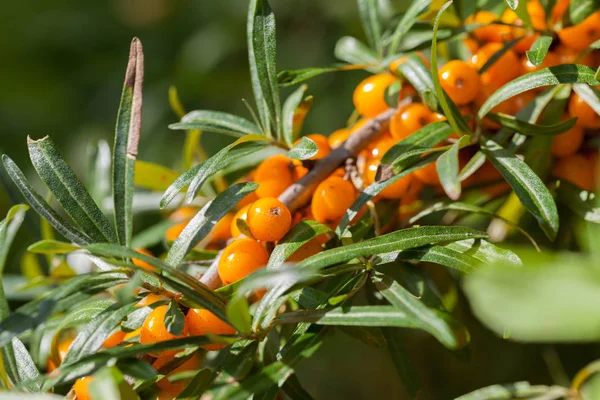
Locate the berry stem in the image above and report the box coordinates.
[278,108,396,211]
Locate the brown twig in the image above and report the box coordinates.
[199,251,222,290]
[278,108,396,211]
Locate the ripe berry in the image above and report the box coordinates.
[296,134,331,160]
[569,92,600,129]
[254,155,294,198]
[390,103,434,141]
[288,238,323,262]
[368,134,395,160]
[438,60,481,105]
[553,154,597,191]
[466,11,512,43]
[551,116,584,158]
[555,44,597,67]
[47,336,74,372]
[353,73,397,118]
[311,176,356,226]
[136,293,167,308]
[501,0,546,53]
[413,162,440,186]
[328,128,351,149]
[210,213,233,244]
[132,248,156,272]
[470,43,521,89]
[231,204,250,238]
[140,305,188,356]
[218,238,268,284]
[102,329,126,349]
[364,159,411,199]
[246,198,292,242]
[558,11,600,51]
[73,376,94,400]
[154,352,202,393]
[521,52,560,74]
[186,309,236,351]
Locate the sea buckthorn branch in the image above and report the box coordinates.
[199,251,223,289]
[278,108,396,211]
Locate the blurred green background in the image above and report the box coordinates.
[1,1,599,399]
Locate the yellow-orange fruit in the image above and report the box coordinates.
[154,352,202,394]
[186,309,236,351]
[466,11,512,43]
[140,305,188,357]
[553,154,597,191]
[296,134,331,160]
[246,198,292,242]
[133,248,156,272]
[551,119,584,158]
[218,238,268,284]
[353,73,397,118]
[390,103,434,141]
[231,204,251,238]
[311,176,356,226]
[73,376,94,400]
[210,213,234,243]
[470,43,521,89]
[569,92,600,129]
[438,60,481,105]
[364,159,412,199]
[558,11,600,51]
[328,128,351,149]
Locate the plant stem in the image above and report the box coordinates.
[278,108,396,212]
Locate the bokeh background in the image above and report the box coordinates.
[1,1,599,399]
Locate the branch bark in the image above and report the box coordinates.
[278,108,396,211]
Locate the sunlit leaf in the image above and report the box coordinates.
[170,110,262,137]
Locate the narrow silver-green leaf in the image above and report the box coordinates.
[164,301,186,336]
[357,0,382,54]
[248,0,281,137]
[282,84,308,146]
[557,181,600,223]
[278,66,350,87]
[526,35,552,67]
[481,138,559,240]
[170,110,261,137]
[334,36,379,65]
[27,240,79,255]
[569,0,598,24]
[394,54,437,110]
[388,0,432,55]
[456,382,566,400]
[167,182,258,266]
[226,297,251,335]
[436,138,462,200]
[287,137,318,160]
[505,0,518,10]
[268,220,331,268]
[299,226,488,270]
[113,38,144,247]
[486,113,577,136]
[27,136,116,243]
[478,64,600,117]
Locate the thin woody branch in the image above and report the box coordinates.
[278,108,396,211]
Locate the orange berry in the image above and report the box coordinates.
[552,0,570,21]
[47,336,74,372]
[136,293,168,308]
[350,119,368,133]
[474,84,515,129]
[501,1,546,53]
[353,73,397,118]
[218,238,268,284]
[186,309,236,351]
[390,103,434,141]
[168,207,197,222]
[311,176,356,226]
[521,52,560,74]
[246,198,292,242]
[467,11,512,43]
[133,248,156,272]
[569,92,600,129]
[470,43,521,89]
[464,37,479,55]
[165,222,187,242]
[508,90,538,112]
[288,238,323,262]
[210,213,233,244]
[254,155,294,198]
[73,376,93,400]
[140,305,188,357]
[102,329,126,349]
[154,352,202,394]
[364,159,411,199]
[439,60,481,105]
[389,52,429,74]
[551,116,584,158]
[413,162,440,186]
[122,328,142,343]
[292,160,309,181]
[553,154,597,191]
[558,12,600,51]
[555,44,597,67]
[399,178,424,220]
[328,128,351,149]
[368,134,395,160]
[295,134,331,160]
[231,204,250,238]
[237,189,259,208]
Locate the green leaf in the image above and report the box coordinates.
[298,226,488,270]
[267,220,331,268]
[247,0,281,137]
[569,0,599,24]
[27,240,79,255]
[278,66,351,87]
[485,113,577,136]
[436,137,463,200]
[175,368,214,400]
[557,181,600,223]
[166,182,258,266]
[113,38,144,248]
[169,111,262,137]
[388,0,432,55]
[287,137,318,160]
[357,0,382,54]
[505,0,518,10]
[27,136,116,243]
[481,138,559,240]
[160,142,265,209]
[9,338,41,391]
[371,272,468,349]
[0,394,66,400]
[1,156,91,245]
[394,54,437,110]
[164,301,186,336]
[134,161,178,191]
[478,37,521,74]
[456,382,566,400]
[56,300,114,333]
[185,135,268,203]
[572,83,600,116]
[464,254,600,342]
[381,328,419,398]
[282,84,308,146]
[280,374,315,400]
[478,64,600,118]
[525,35,552,67]
[226,297,251,335]
[88,366,140,400]
[334,36,378,65]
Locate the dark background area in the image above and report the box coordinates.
[1,1,597,398]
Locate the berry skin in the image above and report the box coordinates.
[296,134,331,160]
[558,11,600,51]
[353,73,397,118]
[521,52,560,74]
[186,309,236,351]
[364,159,412,199]
[210,213,233,244]
[551,116,584,158]
[47,336,74,372]
[368,134,395,160]
[501,1,546,53]
[438,60,481,106]
[413,161,440,186]
[73,376,94,400]
[569,92,600,129]
[218,238,268,284]
[133,248,156,272]
[470,43,521,89]
[231,204,250,238]
[154,352,202,393]
[328,128,351,149]
[140,305,188,356]
[288,238,323,262]
[254,155,294,198]
[168,206,197,222]
[122,328,142,343]
[553,154,597,191]
[466,11,512,43]
[246,198,292,242]
[555,44,597,68]
[463,37,479,55]
[102,329,126,348]
[390,103,434,141]
[311,176,356,226]
[136,293,168,308]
